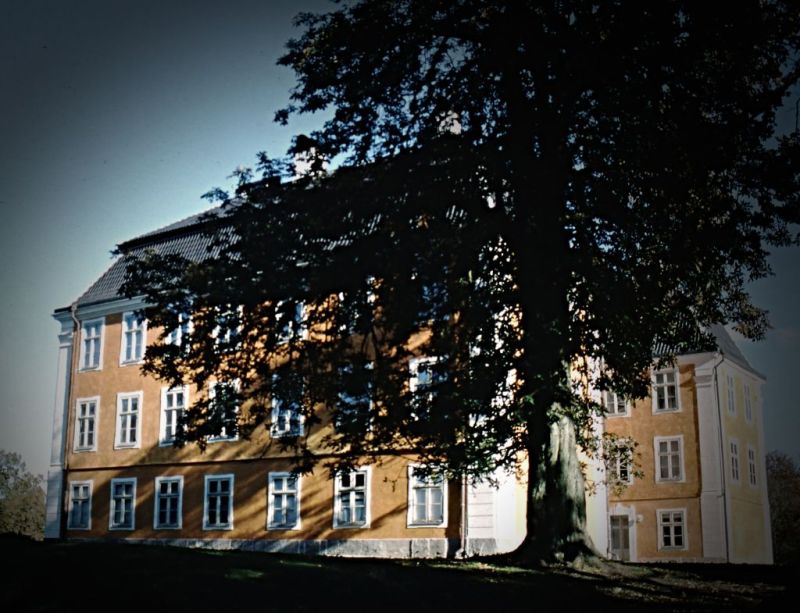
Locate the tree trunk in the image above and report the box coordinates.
[494,12,596,563]
[518,409,596,563]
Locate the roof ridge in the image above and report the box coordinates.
[117,203,226,250]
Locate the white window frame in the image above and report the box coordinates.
[654,435,685,483]
[609,455,633,486]
[212,304,243,348]
[336,281,377,334]
[652,367,680,413]
[407,465,447,528]
[207,381,239,443]
[166,312,191,346]
[153,476,183,530]
[276,300,308,343]
[115,391,143,449]
[73,396,100,452]
[409,356,443,420]
[267,472,301,530]
[203,474,234,530]
[79,317,104,371]
[744,383,753,423]
[335,363,374,433]
[270,375,304,438]
[657,508,687,551]
[409,356,440,394]
[119,311,147,365]
[747,445,757,487]
[109,477,137,531]
[67,480,93,530]
[603,390,630,417]
[333,467,371,529]
[160,386,188,446]
[727,374,736,415]
[729,438,740,483]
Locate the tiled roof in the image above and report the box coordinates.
[76,225,224,307]
[653,323,758,375]
[706,323,758,374]
[118,205,228,250]
[652,326,716,358]
[67,179,760,378]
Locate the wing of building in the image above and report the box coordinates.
[44,209,526,557]
[589,326,773,563]
[45,211,772,563]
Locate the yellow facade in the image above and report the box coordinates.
[721,369,770,563]
[54,306,526,557]
[46,220,771,562]
[604,356,772,564]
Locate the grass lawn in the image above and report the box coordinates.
[1,536,794,611]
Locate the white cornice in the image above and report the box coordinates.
[53,296,150,323]
[696,352,765,383]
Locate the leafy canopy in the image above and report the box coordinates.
[0,451,45,539]
[123,1,800,481]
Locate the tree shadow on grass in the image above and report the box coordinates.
[4,537,794,612]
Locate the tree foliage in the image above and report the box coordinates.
[123,1,800,559]
[766,450,800,565]
[0,451,45,540]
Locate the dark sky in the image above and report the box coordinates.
[0,0,798,477]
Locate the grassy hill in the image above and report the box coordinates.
[1,536,794,611]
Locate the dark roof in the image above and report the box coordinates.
[707,323,758,374]
[76,225,224,307]
[117,205,229,251]
[652,327,715,358]
[65,170,761,379]
[653,323,758,375]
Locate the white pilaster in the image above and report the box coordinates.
[583,411,609,557]
[756,381,774,564]
[45,311,74,539]
[695,356,728,560]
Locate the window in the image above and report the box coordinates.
[658,509,686,550]
[166,312,190,346]
[655,436,683,482]
[744,383,753,423]
[267,473,300,530]
[67,481,92,530]
[73,397,99,452]
[276,300,307,343]
[333,468,370,528]
[109,478,136,530]
[409,356,445,420]
[336,278,377,334]
[115,392,142,449]
[154,476,183,530]
[120,311,146,364]
[203,474,234,530]
[730,439,740,482]
[748,446,757,487]
[408,466,447,527]
[79,318,103,370]
[652,368,679,412]
[603,391,629,417]
[335,363,373,434]
[727,375,736,415]
[160,386,187,446]
[213,304,242,349]
[609,456,633,486]
[417,278,448,323]
[208,382,239,442]
[271,374,303,438]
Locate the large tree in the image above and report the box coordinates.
[123,1,800,561]
[766,451,800,564]
[0,451,45,540]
